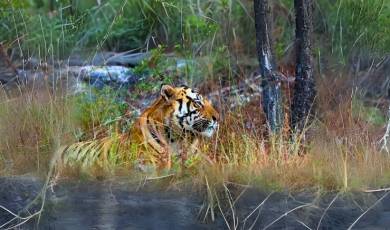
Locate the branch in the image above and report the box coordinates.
[262,203,314,230]
[316,193,339,230]
[0,140,63,229]
[0,43,18,75]
[347,191,390,230]
[379,104,390,154]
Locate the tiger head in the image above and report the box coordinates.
[161,84,219,138]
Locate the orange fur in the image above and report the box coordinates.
[57,85,219,176]
[129,85,219,168]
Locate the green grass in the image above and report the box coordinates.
[0,0,254,59]
[1,0,389,63]
[71,86,129,139]
[316,0,390,63]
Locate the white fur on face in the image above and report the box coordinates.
[199,120,218,138]
[171,87,217,138]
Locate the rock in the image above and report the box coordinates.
[105,52,150,67]
[67,52,150,67]
[67,52,116,66]
[77,65,139,89]
[176,59,195,69]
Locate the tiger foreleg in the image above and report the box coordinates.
[158,146,172,170]
[189,138,199,156]
[180,138,199,166]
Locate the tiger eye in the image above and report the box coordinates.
[193,101,202,109]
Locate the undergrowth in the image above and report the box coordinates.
[0,0,389,193]
[0,86,76,175]
[1,75,389,193]
[3,0,388,64]
[0,1,389,229]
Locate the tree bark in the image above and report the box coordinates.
[254,0,283,133]
[291,0,316,132]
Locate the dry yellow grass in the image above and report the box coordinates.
[0,77,389,192]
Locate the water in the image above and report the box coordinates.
[1,176,390,229]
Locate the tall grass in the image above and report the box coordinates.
[0,0,254,58]
[316,0,390,63]
[0,0,389,193]
[0,86,76,175]
[1,0,388,64]
[1,75,387,192]
[193,89,390,192]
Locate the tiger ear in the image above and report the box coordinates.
[160,84,175,101]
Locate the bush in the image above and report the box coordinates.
[71,86,128,139]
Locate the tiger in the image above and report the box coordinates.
[55,84,219,173]
[130,84,219,166]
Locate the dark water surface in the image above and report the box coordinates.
[1,176,390,229]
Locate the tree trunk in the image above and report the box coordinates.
[0,44,18,84]
[254,0,283,133]
[291,0,316,132]
[49,0,55,12]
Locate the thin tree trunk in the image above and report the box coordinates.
[380,105,390,154]
[291,0,316,132]
[49,0,55,12]
[254,0,283,133]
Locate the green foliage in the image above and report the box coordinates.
[0,0,255,60]
[0,6,81,58]
[134,45,165,75]
[76,1,150,51]
[2,0,389,66]
[317,0,390,62]
[72,87,128,138]
[273,0,294,60]
[184,15,219,45]
[352,99,386,126]
[133,46,176,91]
[0,0,32,8]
